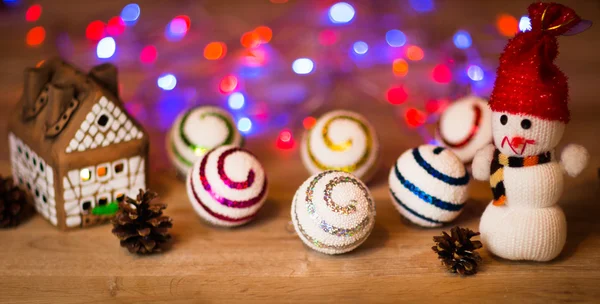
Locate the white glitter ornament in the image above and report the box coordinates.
[291,170,376,255]
[301,110,379,183]
[436,96,492,163]
[186,145,267,227]
[167,106,243,176]
[388,145,469,227]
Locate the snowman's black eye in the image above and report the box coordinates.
[521,119,531,129]
[500,115,508,125]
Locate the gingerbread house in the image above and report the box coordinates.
[7,58,149,230]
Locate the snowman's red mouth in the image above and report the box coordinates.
[501,136,536,155]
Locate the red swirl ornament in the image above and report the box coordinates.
[189,176,257,222]
[217,147,255,189]
[439,104,482,149]
[198,148,267,208]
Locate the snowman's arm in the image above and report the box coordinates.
[560,144,589,177]
[472,144,496,181]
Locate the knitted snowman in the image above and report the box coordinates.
[472,3,591,261]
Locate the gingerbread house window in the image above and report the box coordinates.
[114,162,125,174]
[98,196,108,206]
[80,199,94,214]
[97,166,108,178]
[95,110,114,132]
[80,168,93,183]
[97,114,109,127]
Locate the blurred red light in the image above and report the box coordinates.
[107,16,126,36]
[386,86,408,105]
[276,129,295,150]
[318,29,338,46]
[86,20,106,41]
[302,116,317,130]
[405,108,426,128]
[140,45,158,64]
[25,4,42,22]
[26,26,45,46]
[432,64,452,83]
[219,75,238,94]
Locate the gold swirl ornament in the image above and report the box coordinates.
[306,115,372,173]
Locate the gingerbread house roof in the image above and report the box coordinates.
[8,58,148,170]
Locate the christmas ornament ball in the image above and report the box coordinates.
[167,106,243,176]
[301,110,379,182]
[389,145,469,227]
[186,145,267,227]
[291,170,376,255]
[436,96,492,163]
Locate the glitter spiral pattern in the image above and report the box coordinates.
[168,106,242,175]
[305,115,374,173]
[180,111,235,156]
[292,171,376,254]
[187,145,268,226]
[199,148,267,208]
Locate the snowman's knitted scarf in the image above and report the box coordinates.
[489,149,553,206]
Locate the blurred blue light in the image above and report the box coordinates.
[121,4,141,25]
[519,16,532,32]
[237,117,252,133]
[157,74,177,90]
[409,0,434,13]
[2,0,19,5]
[467,65,484,81]
[353,41,369,55]
[228,92,245,110]
[96,37,116,59]
[453,30,472,49]
[328,2,355,24]
[292,58,314,75]
[385,30,406,47]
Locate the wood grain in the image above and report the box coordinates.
[1,0,600,303]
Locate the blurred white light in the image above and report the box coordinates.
[328,2,355,24]
[228,92,245,110]
[292,58,314,75]
[353,41,369,55]
[157,73,177,90]
[237,117,252,133]
[96,37,116,59]
[467,65,484,81]
[519,16,532,32]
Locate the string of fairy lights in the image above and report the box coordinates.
[6,0,534,150]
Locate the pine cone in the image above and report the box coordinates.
[432,226,483,275]
[111,189,173,254]
[0,176,30,228]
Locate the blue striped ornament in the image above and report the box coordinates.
[388,145,469,227]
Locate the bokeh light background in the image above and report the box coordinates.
[0,0,532,167]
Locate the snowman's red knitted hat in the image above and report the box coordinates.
[489,2,588,123]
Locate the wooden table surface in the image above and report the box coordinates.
[1,1,599,303]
